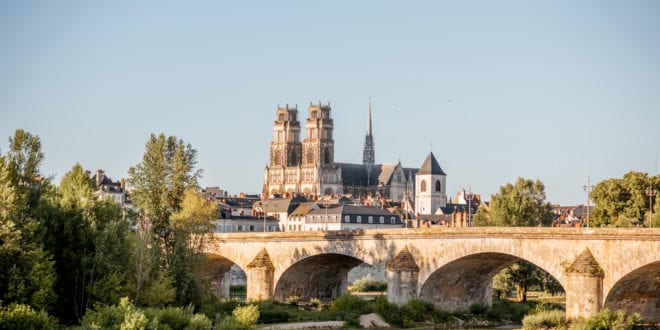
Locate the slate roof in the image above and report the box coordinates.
[416,152,446,175]
[337,162,419,187]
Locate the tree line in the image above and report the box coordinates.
[1,128,657,324]
[0,129,218,324]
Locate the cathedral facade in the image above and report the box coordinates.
[263,101,420,202]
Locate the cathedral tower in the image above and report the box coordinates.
[302,102,334,168]
[363,99,375,174]
[269,105,302,167]
[414,152,447,217]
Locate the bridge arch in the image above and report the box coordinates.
[419,252,565,312]
[604,261,660,322]
[274,253,368,301]
[204,253,246,299]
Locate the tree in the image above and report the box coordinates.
[472,204,490,226]
[489,178,553,227]
[0,131,56,311]
[43,164,131,320]
[590,171,660,227]
[127,133,206,306]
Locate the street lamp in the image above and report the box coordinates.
[646,184,657,228]
[583,176,594,228]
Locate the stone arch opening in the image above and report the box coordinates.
[274,253,366,302]
[420,252,564,312]
[604,261,660,322]
[205,253,246,300]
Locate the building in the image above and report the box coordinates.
[95,169,129,206]
[214,215,279,233]
[263,101,419,202]
[302,204,403,231]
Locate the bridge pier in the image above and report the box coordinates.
[246,248,274,301]
[564,248,604,320]
[386,246,420,305]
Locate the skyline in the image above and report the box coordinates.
[2,1,659,205]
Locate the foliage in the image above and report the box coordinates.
[43,163,131,320]
[570,308,641,330]
[472,204,490,226]
[284,295,300,306]
[232,304,260,330]
[487,299,535,323]
[590,171,660,227]
[329,294,367,316]
[347,274,387,292]
[489,177,553,226]
[81,297,211,330]
[0,132,57,312]
[493,260,562,302]
[402,299,435,321]
[138,276,176,307]
[468,302,490,315]
[0,303,56,330]
[521,309,566,329]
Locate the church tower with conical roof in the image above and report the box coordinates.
[362,99,375,175]
[414,152,447,216]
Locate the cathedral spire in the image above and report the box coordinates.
[363,98,375,173]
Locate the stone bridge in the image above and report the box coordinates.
[203,227,660,321]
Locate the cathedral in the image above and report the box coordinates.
[262,101,447,206]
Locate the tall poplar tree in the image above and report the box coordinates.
[0,130,56,311]
[127,133,204,306]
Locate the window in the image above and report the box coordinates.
[368,216,373,223]
[421,180,427,192]
[357,216,362,223]
[311,111,317,118]
[279,114,285,121]
[379,216,384,224]
[237,225,243,231]
[391,217,396,224]
[435,180,441,192]
[324,147,330,164]
[344,215,350,222]
[249,225,255,231]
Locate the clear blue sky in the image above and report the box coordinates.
[1,1,659,205]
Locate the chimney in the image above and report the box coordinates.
[96,169,104,186]
[120,178,126,190]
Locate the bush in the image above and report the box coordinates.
[329,294,367,315]
[522,309,566,329]
[186,313,212,330]
[370,296,403,327]
[233,304,260,329]
[348,274,387,292]
[217,316,244,330]
[284,295,299,306]
[0,304,56,330]
[309,298,323,310]
[571,308,641,330]
[402,299,434,322]
[150,306,191,329]
[468,302,490,315]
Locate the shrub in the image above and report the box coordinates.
[217,316,244,330]
[233,304,260,329]
[571,308,641,330]
[348,274,387,292]
[151,306,191,329]
[468,302,490,315]
[521,309,566,329]
[370,296,403,327]
[0,304,56,330]
[186,313,212,330]
[329,294,367,315]
[309,298,323,310]
[402,299,434,322]
[531,301,564,314]
[120,309,148,330]
[285,295,300,306]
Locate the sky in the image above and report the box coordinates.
[1,1,659,205]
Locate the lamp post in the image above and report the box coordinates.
[646,184,657,228]
[583,176,594,228]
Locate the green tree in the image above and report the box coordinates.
[590,171,660,227]
[489,178,553,227]
[0,131,56,312]
[127,133,207,306]
[43,164,131,320]
[472,204,490,226]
